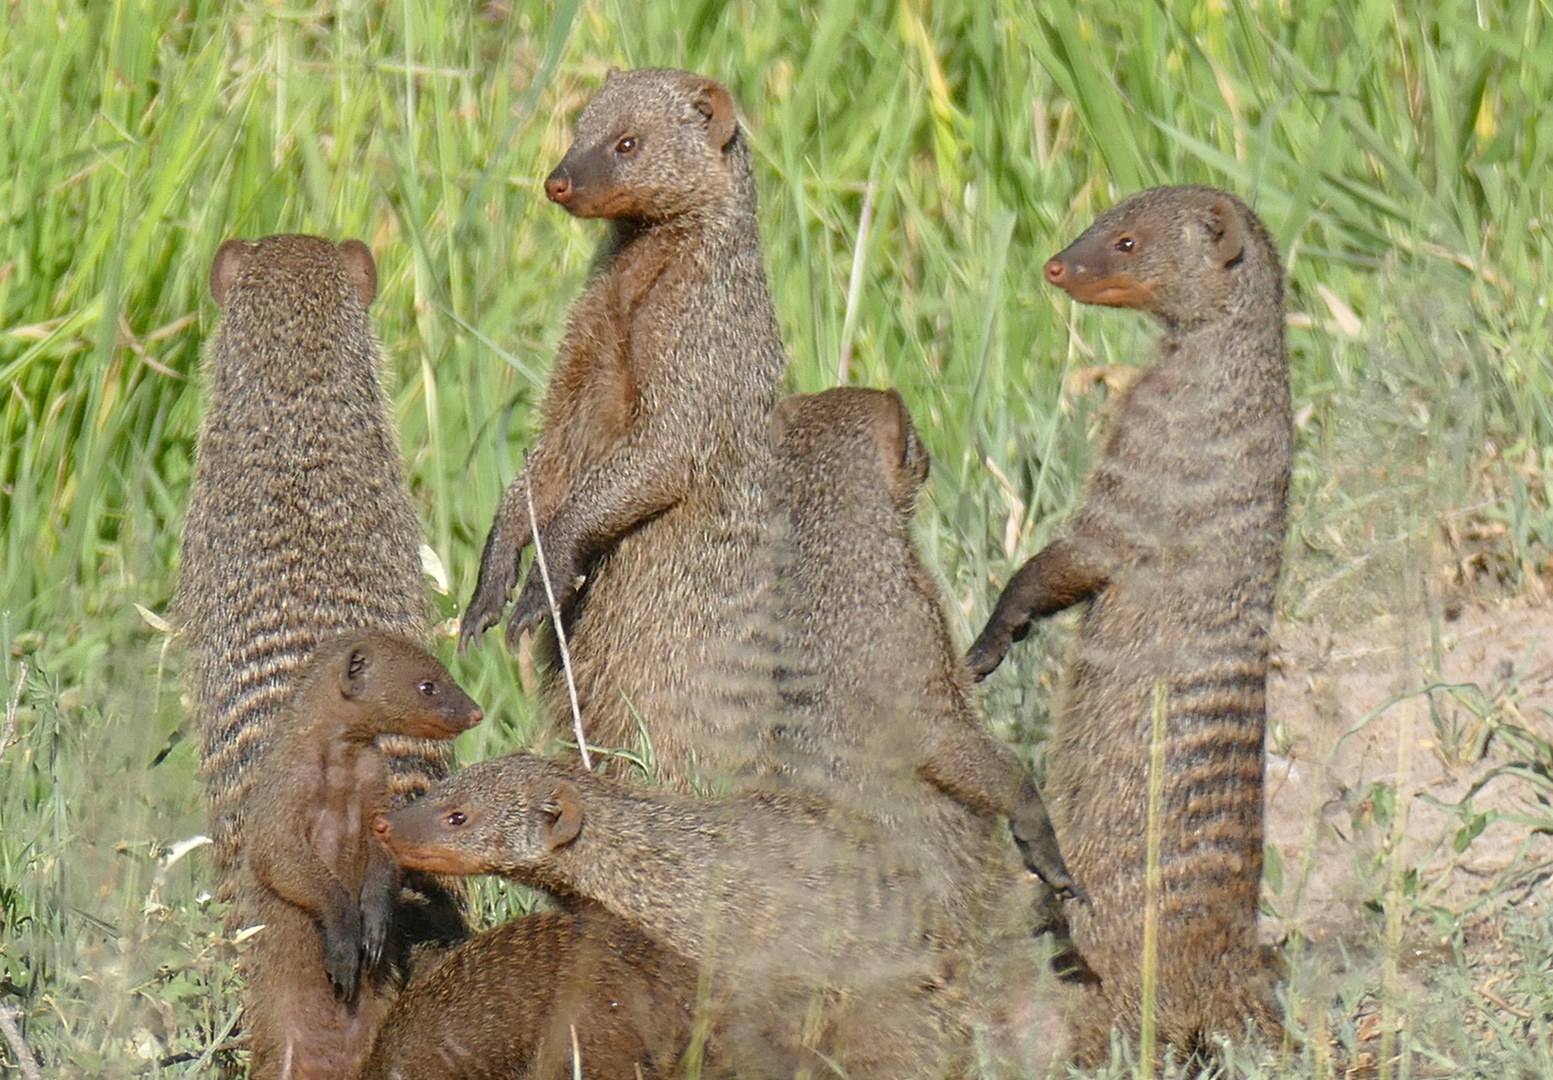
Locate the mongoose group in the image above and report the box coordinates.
[176,65,1291,1079]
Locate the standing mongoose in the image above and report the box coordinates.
[459,68,786,788]
[358,910,698,1080]
[966,186,1291,1062]
[765,387,1082,904]
[176,233,467,952]
[242,631,483,1080]
[373,753,967,1080]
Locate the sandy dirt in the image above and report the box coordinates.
[1263,600,1553,946]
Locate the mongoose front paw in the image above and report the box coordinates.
[505,575,552,649]
[459,588,509,653]
[359,891,393,976]
[321,911,364,1001]
[965,632,1010,681]
[506,555,580,649]
[1014,835,1090,904]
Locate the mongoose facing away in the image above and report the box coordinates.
[242,632,483,1080]
[765,387,1082,904]
[177,233,466,951]
[359,911,697,1080]
[967,186,1291,1061]
[374,753,967,1080]
[460,68,786,788]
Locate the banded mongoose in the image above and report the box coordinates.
[460,68,786,788]
[765,386,1082,903]
[358,910,697,1080]
[373,753,968,1080]
[177,233,466,950]
[175,235,472,1076]
[242,632,482,1080]
[966,185,1291,1061]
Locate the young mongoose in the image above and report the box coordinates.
[460,68,786,788]
[241,631,483,1080]
[373,754,967,1080]
[176,233,466,949]
[966,186,1291,1060]
[358,911,697,1080]
[765,387,1082,903]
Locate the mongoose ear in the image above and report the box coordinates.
[873,389,912,472]
[210,239,253,309]
[339,647,370,699]
[768,394,805,449]
[540,781,584,851]
[1206,197,1245,268]
[693,79,738,152]
[337,239,378,307]
[605,65,623,80]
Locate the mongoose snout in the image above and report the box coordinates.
[1043,244,1156,308]
[544,168,572,205]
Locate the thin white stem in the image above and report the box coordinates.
[524,475,592,771]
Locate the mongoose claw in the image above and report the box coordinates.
[1011,803,1088,903]
[507,552,577,648]
[321,911,364,1002]
[504,577,550,649]
[458,592,507,653]
[359,893,393,976]
[1014,839,1090,904]
[1051,875,1091,905]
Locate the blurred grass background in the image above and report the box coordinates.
[1,0,1551,1075]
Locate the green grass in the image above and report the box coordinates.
[2,0,1552,1074]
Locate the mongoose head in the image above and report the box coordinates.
[544,67,742,222]
[373,754,584,876]
[298,632,484,742]
[770,387,929,518]
[210,234,378,312]
[1044,185,1282,330]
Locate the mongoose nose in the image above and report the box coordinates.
[467,708,485,726]
[371,815,392,840]
[1044,259,1068,286]
[545,170,573,205]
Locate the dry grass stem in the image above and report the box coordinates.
[525,472,591,771]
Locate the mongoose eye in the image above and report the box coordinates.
[1115,236,1136,253]
[418,680,438,697]
[615,136,637,156]
[445,811,467,827]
